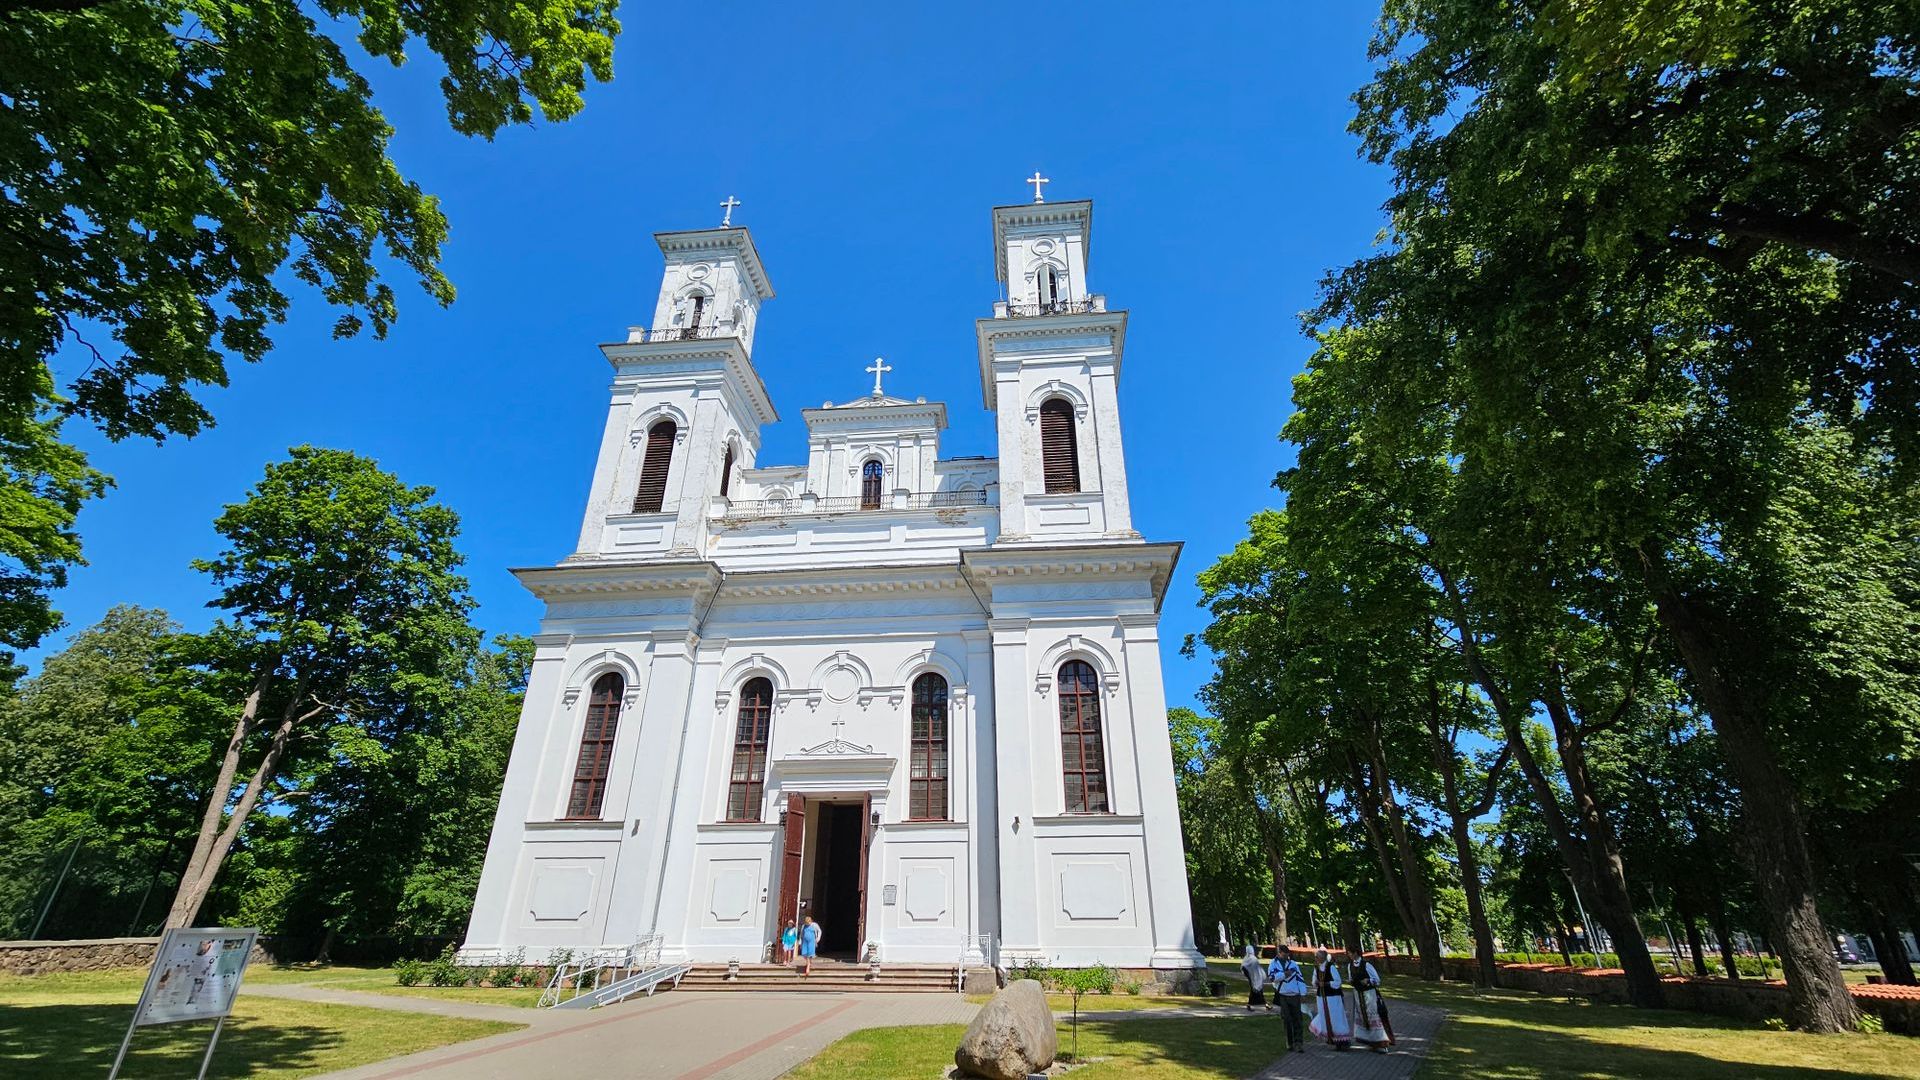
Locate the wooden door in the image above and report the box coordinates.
[778,793,805,950]
[855,793,872,957]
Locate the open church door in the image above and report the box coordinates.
[778,793,804,950]
[855,793,872,957]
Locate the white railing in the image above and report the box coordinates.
[958,932,997,992]
[538,935,665,1008]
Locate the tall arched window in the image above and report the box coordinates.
[719,444,735,497]
[1039,398,1080,494]
[566,673,624,819]
[1058,660,1108,813]
[860,459,885,509]
[632,420,676,513]
[726,677,774,821]
[688,293,707,329]
[909,673,950,820]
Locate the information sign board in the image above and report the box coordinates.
[109,927,259,1080]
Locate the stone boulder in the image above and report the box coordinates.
[954,978,1057,1079]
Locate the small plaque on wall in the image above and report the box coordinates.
[883,885,898,906]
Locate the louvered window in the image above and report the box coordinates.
[720,445,735,497]
[909,673,950,820]
[726,677,774,821]
[1040,398,1080,494]
[1058,660,1109,813]
[861,460,884,509]
[631,420,676,513]
[566,673,624,818]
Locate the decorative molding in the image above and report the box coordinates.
[799,737,876,756]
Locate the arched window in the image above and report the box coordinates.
[1040,266,1062,311]
[860,459,885,510]
[726,677,774,821]
[719,444,735,497]
[688,293,707,329]
[1039,399,1080,494]
[909,673,950,820]
[632,420,676,514]
[566,673,624,818]
[1058,660,1108,813]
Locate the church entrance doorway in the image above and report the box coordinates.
[781,794,870,961]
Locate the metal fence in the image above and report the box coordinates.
[721,489,991,521]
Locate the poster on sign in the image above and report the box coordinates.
[108,928,258,1080]
[136,928,256,1026]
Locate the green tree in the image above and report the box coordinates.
[1322,0,1920,1029]
[163,446,479,928]
[0,411,107,684]
[1170,706,1275,951]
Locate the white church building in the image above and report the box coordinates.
[462,190,1206,975]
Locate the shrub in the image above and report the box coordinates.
[393,959,424,986]
[1857,1011,1886,1035]
[426,946,464,987]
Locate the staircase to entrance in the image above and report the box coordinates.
[677,958,961,992]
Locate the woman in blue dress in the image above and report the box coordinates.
[799,915,821,976]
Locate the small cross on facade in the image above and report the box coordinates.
[829,716,848,741]
[719,195,742,227]
[1026,171,1051,203]
[865,356,892,397]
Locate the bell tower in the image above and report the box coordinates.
[976,195,1137,543]
[573,209,778,560]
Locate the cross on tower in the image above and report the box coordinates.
[719,195,742,227]
[1026,171,1051,203]
[865,356,892,397]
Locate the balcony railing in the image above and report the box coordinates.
[721,488,992,521]
[1004,297,1100,317]
[627,323,736,343]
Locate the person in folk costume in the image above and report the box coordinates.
[1347,954,1394,1050]
[1307,948,1353,1049]
[1240,944,1270,1010]
[1268,949,1310,1053]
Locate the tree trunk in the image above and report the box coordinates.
[1425,698,1506,989]
[1344,739,1443,979]
[164,673,270,928]
[1636,543,1857,1031]
[1540,687,1666,1008]
[1684,916,1710,978]
[166,680,317,928]
[1865,908,1916,985]
[1252,805,1291,945]
[1711,899,1741,980]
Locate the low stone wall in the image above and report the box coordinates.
[0,937,161,975]
[1374,952,1920,1034]
[1,936,282,976]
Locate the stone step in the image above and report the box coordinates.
[669,962,964,993]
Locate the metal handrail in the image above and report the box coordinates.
[1006,298,1098,317]
[721,489,992,521]
[538,935,665,1008]
[958,932,997,992]
[632,324,735,342]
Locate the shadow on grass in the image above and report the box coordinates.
[0,1003,348,1079]
[1387,981,1918,1080]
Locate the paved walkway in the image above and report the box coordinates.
[263,985,976,1080]
[255,983,1439,1080]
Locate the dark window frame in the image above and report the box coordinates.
[565,672,625,819]
[725,677,775,821]
[1057,659,1110,813]
[1039,398,1081,494]
[632,420,677,514]
[908,673,950,821]
[860,459,885,509]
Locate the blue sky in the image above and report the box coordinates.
[36,2,1391,711]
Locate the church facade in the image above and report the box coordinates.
[462,194,1206,973]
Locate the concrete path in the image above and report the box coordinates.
[260,981,1439,1080]
[286,987,978,1080]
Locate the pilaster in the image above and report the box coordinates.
[1117,614,1205,967]
[463,633,571,945]
[988,617,1040,961]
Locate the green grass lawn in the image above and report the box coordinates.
[0,968,522,1079]
[796,976,1920,1080]
[786,1017,1280,1080]
[1395,978,1918,1080]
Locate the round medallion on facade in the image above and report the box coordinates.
[821,666,860,703]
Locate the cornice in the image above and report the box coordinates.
[714,563,975,602]
[991,200,1093,283]
[800,401,950,431]
[961,541,1182,611]
[653,226,775,299]
[974,309,1128,410]
[598,337,778,427]
[513,560,723,601]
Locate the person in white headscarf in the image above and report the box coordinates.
[1240,944,1269,1010]
[1348,954,1392,1049]
[1308,947,1353,1049]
